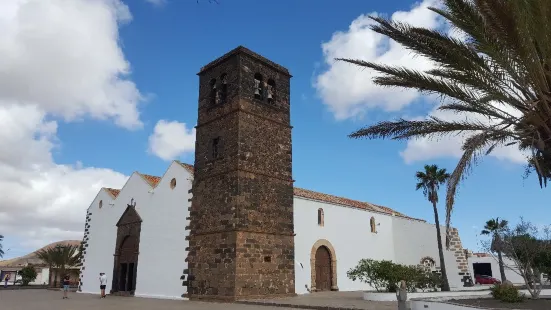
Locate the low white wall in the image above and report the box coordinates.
[411,301,480,310]
[409,289,551,310]
[363,290,491,301]
[392,216,464,289]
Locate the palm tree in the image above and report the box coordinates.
[36,244,80,287]
[338,0,551,242]
[416,164,451,291]
[0,235,4,258]
[36,247,58,287]
[481,218,509,282]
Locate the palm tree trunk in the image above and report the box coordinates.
[432,200,451,291]
[48,264,52,286]
[497,250,507,282]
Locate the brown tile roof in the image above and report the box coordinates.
[293,188,422,221]
[104,188,120,198]
[139,173,161,187]
[175,160,194,174]
[177,162,421,221]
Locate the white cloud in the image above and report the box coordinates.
[0,104,128,250]
[0,0,139,253]
[148,120,196,161]
[0,0,141,129]
[315,0,526,165]
[314,0,441,120]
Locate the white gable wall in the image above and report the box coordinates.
[80,173,151,294]
[80,189,119,294]
[133,163,191,299]
[293,197,396,294]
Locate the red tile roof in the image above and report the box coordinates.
[139,173,162,187]
[104,188,120,198]
[293,188,422,221]
[175,161,194,174]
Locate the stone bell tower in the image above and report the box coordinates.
[186,46,295,300]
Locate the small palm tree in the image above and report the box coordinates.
[338,0,551,242]
[36,244,79,287]
[0,235,4,258]
[416,164,451,291]
[481,218,509,282]
[36,247,58,287]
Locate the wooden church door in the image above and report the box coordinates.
[315,246,331,291]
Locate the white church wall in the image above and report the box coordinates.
[133,162,191,299]
[80,173,151,294]
[79,189,115,294]
[293,197,395,294]
[391,216,463,289]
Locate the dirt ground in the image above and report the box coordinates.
[451,297,551,309]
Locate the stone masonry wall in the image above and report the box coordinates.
[187,47,295,301]
[448,228,473,286]
[78,210,92,290]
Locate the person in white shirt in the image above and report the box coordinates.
[99,273,107,299]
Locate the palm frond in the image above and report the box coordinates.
[349,117,496,141]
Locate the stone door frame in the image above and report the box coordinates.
[111,205,142,295]
[310,239,338,292]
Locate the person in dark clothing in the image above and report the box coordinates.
[62,275,71,299]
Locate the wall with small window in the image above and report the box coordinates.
[134,161,192,299]
[293,197,395,294]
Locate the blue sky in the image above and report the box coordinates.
[0,0,547,259]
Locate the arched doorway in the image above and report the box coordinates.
[310,239,338,292]
[111,204,142,295]
[315,246,331,291]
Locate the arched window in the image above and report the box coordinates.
[254,73,264,100]
[170,178,177,189]
[209,78,218,105]
[99,200,103,209]
[317,208,324,227]
[220,73,228,104]
[267,79,276,104]
[370,217,376,233]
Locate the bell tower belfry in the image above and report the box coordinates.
[186,46,295,300]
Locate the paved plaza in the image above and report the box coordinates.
[240,291,399,310]
[0,290,300,310]
[0,289,400,310]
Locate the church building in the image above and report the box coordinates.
[79,46,471,300]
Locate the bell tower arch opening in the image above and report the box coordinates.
[186,46,295,301]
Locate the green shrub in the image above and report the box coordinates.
[17,265,38,286]
[415,272,442,292]
[491,284,526,303]
[347,259,439,292]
